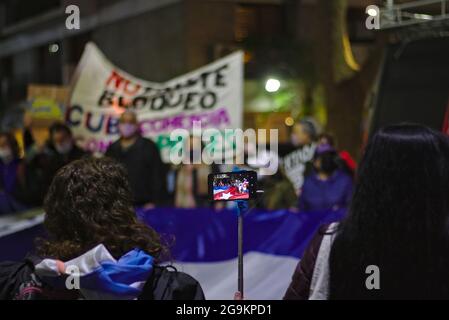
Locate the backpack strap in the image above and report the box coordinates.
[138,266,168,300]
[0,259,41,300]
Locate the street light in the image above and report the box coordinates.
[285,117,294,127]
[49,43,59,53]
[367,7,378,17]
[265,78,281,93]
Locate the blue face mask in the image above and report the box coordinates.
[119,123,138,138]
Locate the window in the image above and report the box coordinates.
[234,4,284,42]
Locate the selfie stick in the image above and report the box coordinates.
[236,200,248,298]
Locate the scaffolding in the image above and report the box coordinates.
[380,0,449,29]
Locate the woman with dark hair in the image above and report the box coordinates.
[284,124,449,299]
[0,157,204,300]
[317,133,357,177]
[298,144,353,212]
[0,132,28,214]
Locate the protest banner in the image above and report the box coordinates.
[68,42,243,161]
[27,84,67,122]
[282,144,316,194]
[22,85,69,147]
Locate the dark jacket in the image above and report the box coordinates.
[27,144,88,206]
[46,144,87,174]
[106,136,166,206]
[0,159,29,214]
[0,257,204,300]
[283,225,328,300]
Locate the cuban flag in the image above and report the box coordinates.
[213,186,249,200]
[0,207,345,300]
[137,207,345,300]
[34,244,154,300]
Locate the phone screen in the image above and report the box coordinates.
[208,171,257,201]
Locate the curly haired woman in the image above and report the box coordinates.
[0,157,204,300]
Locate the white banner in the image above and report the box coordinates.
[68,42,243,161]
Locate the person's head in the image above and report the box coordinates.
[329,124,449,299]
[318,133,335,147]
[50,122,73,154]
[0,132,19,163]
[291,119,317,146]
[118,110,139,139]
[39,157,164,261]
[313,144,338,176]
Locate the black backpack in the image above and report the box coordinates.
[0,259,205,300]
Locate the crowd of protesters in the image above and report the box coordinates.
[0,122,88,214]
[0,111,358,216]
[0,110,359,300]
[2,110,449,300]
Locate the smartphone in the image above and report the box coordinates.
[208,171,257,201]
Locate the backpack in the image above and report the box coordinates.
[0,258,205,300]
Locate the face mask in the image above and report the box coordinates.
[316,153,338,175]
[55,141,73,154]
[0,148,12,163]
[291,133,299,146]
[119,123,138,138]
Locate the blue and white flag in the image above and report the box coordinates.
[138,207,345,300]
[35,244,154,300]
[0,207,345,300]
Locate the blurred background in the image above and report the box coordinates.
[0,0,447,157]
[0,0,448,300]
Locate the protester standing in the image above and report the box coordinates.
[0,132,28,214]
[46,122,87,175]
[174,135,218,208]
[298,144,353,212]
[284,124,449,299]
[22,122,88,205]
[106,110,166,207]
[282,119,318,195]
[317,133,357,177]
